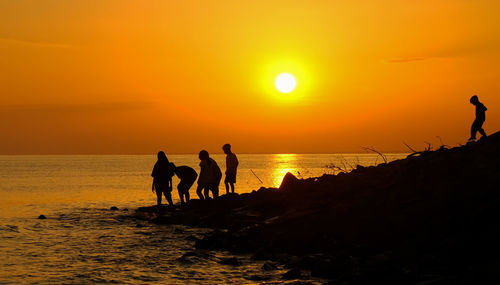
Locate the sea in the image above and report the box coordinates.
[0,154,406,284]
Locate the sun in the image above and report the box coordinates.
[275,73,296,93]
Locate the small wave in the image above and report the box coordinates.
[0,225,19,233]
[131,275,161,282]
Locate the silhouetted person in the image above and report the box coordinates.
[151,151,175,208]
[172,164,198,205]
[222,144,239,194]
[196,150,222,200]
[469,95,487,141]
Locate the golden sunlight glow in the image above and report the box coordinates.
[275,73,296,93]
[1,1,500,154]
[271,154,298,187]
[257,58,314,105]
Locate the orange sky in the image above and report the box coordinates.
[1,0,499,154]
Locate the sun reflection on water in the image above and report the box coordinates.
[270,154,299,187]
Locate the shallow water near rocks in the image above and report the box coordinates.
[1,207,326,284]
[0,154,405,283]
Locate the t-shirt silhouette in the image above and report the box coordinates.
[476,103,487,121]
[225,153,239,175]
[198,158,222,184]
[151,161,174,184]
[174,166,197,181]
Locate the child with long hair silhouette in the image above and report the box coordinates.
[151,151,175,208]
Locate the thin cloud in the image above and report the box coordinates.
[0,102,155,114]
[384,41,500,63]
[0,37,78,49]
[385,57,427,63]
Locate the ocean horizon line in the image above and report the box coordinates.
[0,152,409,156]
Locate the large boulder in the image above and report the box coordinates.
[279,172,300,190]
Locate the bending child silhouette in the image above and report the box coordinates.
[172,164,198,205]
[468,95,487,141]
[222,144,239,194]
[151,151,175,208]
[196,150,222,200]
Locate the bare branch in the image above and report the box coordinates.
[250,169,263,184]
[436,136,444,146]
[362,146,387,164]
[424,141,432,151]
[403,141,417,153]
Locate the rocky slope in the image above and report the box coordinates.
[136,132,500,284]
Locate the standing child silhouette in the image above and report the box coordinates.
[222,144,239,194]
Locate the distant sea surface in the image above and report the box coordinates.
[0,154,405,284]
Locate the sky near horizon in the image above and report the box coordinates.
[1,0,499,154]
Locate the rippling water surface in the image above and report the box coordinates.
[0,154,405,284]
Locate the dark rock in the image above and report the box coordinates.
[135,223,145,228]
[279,172,300,190]
[262,261,279,271]
[195,230,230,250]
[177,250,214,264]
[185,235,199,241]
[195,237,214,249]
[135,131,500,284]
[122,208,129,211]
[218,257,241,266]
[309,260,338,278]
[282,268,302,280]
[278,254,300,268]
[245,274,271,281]
[110,206,119,211]
[177,255,196,264]
[356,165,365,171]
[251,249,274,260]
[37,215,46,219]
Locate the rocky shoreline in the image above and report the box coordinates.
[135,132,500,284]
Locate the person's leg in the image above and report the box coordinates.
[164,191,173,206]
[204,186,211,200]
[479,128,486,137]
[477,120,487,137]
[185,179,195,203]
[156,189,162,207]
[224,180,230,195]
[212,184,219,198]
[196,184,204,200]
[470,120,479,140]
[177,182,185,204]
[178,190,185,204]
[226,173,236,194]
